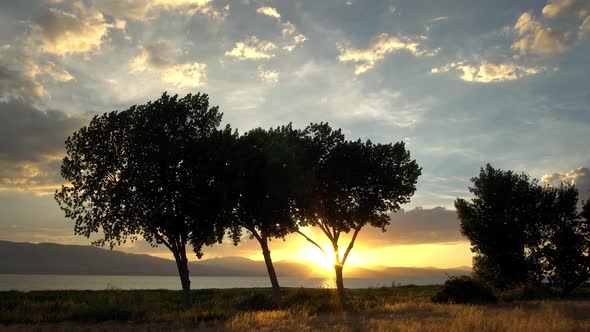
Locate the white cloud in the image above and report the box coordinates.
[283,34,307,52]
[331,89,428,128]
[512,12,574,56]
[432,61,545,83]
[225,36,277,60]
[129,43,207,88]
[18,57,74,83]
[542,167,590,199]
[256,6,281,21]
[428,16,449,23]
[281,22,296,36]
[257,65,279,83]
[28,1,113,56]
[542,0,590,18]
[338,33,431,75]
[579,16,590,38]
[95,0,227,21]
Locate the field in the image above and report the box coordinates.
[2,286,590,331]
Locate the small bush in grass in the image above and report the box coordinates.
[432,276,497,304]
[497,284,557,302]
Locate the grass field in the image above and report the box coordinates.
[2,285,590,331]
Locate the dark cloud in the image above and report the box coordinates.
[0,99,84,162]
[0,64,46,101]
[0,98,84,194]
[360,207,462,246]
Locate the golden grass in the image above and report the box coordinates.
[224,300,590,332]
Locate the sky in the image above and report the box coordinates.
[1,0,589,270]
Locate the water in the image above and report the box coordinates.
[0,274,445,291]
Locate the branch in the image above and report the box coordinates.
[317,222,334,242]
[146,224,173,252]
[341,226,362,265]
[296,230,327,256]
[249,227,263,243]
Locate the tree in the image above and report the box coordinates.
[456,164,550,288]
[298,123,421,308]
[55,93,236,308]
[229,124,307,307]
[543,186,590,295]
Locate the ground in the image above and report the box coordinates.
[2,286,590,331]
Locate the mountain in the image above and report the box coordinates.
[0,241,470,279]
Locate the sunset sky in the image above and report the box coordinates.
[1,0,589,270]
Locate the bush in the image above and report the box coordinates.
[432,276,497,304]
[497,284,557,302]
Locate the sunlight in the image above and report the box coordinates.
[295,244,335,275]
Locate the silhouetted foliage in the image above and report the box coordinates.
[455,164,548,288]
[457,164,590,293]
[298,123,421,308]
[55,92,237,308]
[230,124,308,307]
[542,186,590,295]
[432,276,497,304]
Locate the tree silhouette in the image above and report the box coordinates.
[298,123,421,308]
[55,93,237,308]
[230,124,307,307]
[456,164,551,288]
[543,186,590,295]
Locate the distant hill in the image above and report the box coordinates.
[0,241,470,280]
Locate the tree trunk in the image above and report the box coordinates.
[334,264,346,309]
[173,251,192,309]
[260,237,282,307]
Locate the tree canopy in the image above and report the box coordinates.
[542,185,590,295]
[298,123,421,307]
[55,92,237,308]
[456,164,590,292]
[230,124,308,306]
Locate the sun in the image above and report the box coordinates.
[295,245,335,275]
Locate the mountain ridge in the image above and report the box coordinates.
[0,241,470,279]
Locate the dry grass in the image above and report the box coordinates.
[224,300,590,332]
[2,288,590,331]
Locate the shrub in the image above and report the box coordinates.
[432,276,497,304]
[497,284,557,302]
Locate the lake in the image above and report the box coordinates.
[0,274,446,291]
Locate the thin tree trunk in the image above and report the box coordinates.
[173,251,192,309]
[334,264,346,308]
[259,237,282,307]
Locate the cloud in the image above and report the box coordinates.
[281,22,296,36]
[542,0,590,18]
[338,33,432,75]
[27,1,114,56]
[251,7,307,54]
[225,36,277,60]
[333,89,427,128]
[256,6,281,21]
[579,16,590,38]
[283,34,307,52]
[18,56,74,83]
[95,0,227,21]
[512,12,574,56]
[428,16,449,23]
[360,207,462,246]
[0,99,85,194]
[541,167,590,198]
[129,43,207,88]
[431,61,545,83]
[257,65,279,83]
[0,64,47,100]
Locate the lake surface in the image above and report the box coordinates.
[0,274,446,291]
